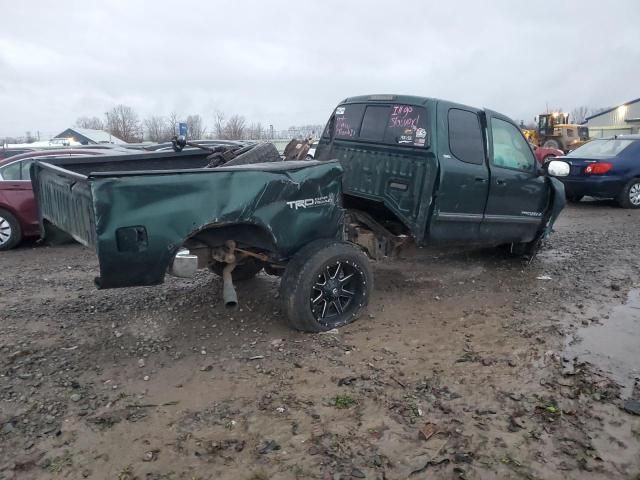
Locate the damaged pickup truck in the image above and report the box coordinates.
[31,95,569,332]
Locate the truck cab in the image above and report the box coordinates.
[315,95,565,255]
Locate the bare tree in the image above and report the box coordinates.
[590,107,608,117]
[144,116,168,142]
[247,122,265,140]
[75,116,105,130]
[24,131,36,143]
[106,105,141,142]
[570,106,590,124]
[213,111,226,139]
[166,112,179,139]
[223,115,246,140]
[186,114,206,140]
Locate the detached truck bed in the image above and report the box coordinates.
[32,146,373,332]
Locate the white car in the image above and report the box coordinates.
[306,141,319,159]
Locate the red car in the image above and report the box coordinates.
[530,143,563,164]
[0,149,107,250]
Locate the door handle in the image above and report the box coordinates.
[474,177,488,183]
[496,179,507,186]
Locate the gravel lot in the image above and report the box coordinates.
[1,201,639,480]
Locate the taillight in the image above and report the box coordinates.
[584,162,613,174]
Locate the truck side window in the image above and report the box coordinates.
[448,109,484,165]
[360,106,390,141]
[491,118,535,172]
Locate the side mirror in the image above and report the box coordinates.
[546,160,570,177]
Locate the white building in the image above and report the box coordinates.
[54,127,126,145]
[583,98,640,138]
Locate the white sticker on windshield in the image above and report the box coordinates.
[335,107,345,115]
[416,128,427,139]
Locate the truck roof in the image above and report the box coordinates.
[338,94,481,113]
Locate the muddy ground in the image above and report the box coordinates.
[1,201,639,480]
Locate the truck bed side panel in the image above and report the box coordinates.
[89,162,343,288]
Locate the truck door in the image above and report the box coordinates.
[429,104,489,241]
[482,111,548,243]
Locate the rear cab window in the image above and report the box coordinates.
[327,103,429,147]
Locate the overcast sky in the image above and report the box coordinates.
[1,0,639,138]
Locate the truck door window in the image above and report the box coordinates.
[491,118,535,172]
[360,106,390,140]
[448,109,484,165]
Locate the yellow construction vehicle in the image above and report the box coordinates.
[533,112,589,153]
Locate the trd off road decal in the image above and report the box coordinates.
[286,195,335,210]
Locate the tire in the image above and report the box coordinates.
[617,178,640,209]
[566,194,583,203]
[0,209,22,251]
[223,142,281,167]
[543,138,562,150]
[209,258,263,281]
[280,239,372,332]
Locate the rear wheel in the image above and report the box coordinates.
[280,239,372,332]
[617,178,640,209]
[0,209,22,251]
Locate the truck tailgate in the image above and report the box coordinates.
[32,162,97,248]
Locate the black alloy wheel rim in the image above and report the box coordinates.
[310,260,363,326]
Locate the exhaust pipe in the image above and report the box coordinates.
[222,261,237,307]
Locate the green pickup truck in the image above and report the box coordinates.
[32,95,569,332]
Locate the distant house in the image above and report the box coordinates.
[583,98,640,138]
[54,127,126,145]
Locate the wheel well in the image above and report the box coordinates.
[185,223,277,253]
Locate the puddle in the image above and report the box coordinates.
[564,289,640,397]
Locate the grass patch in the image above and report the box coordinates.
[247,471,269,480]
[47,450,73,473]
[333,394,356,409]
